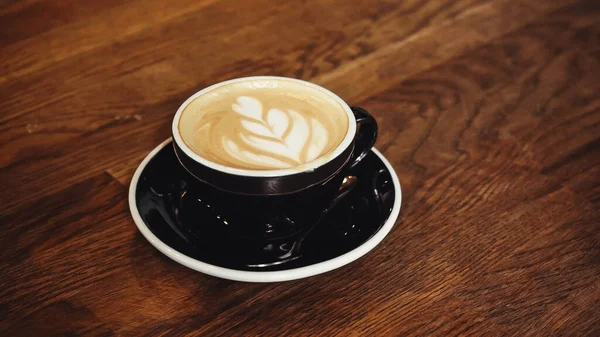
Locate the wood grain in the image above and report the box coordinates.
[1,0,599,336]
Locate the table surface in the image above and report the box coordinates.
[2,0,599,335]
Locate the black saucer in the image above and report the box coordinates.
[130,139,401,281]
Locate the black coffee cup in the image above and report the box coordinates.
[171,77,377,266]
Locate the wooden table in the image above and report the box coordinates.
[2,0,599,335]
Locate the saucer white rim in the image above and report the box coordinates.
[128,138,402,282]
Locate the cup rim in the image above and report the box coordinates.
[172,76,357,177]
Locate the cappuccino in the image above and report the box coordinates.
[178,78,349,170]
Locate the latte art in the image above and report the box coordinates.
[226,96,330,168]
[178,79,349,170]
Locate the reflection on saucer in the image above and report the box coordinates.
[129,139,401,282]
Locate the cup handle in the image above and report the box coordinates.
[348,107,378,169]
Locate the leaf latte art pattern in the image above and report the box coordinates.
[179,79,349,171]
[223,96,330,169]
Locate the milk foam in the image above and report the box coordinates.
[178,79,349,170]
